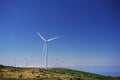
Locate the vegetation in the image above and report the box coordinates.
[0,64,120,80]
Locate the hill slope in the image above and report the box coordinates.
[0,65,120,80]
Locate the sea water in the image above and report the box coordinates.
[69,66,120,76]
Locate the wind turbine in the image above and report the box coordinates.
[56,57,58,67]
[13,58,16,67]
[25,58,28,67]
[56,56,60,68]
[37,32,59,68]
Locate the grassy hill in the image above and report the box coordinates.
[0,65,120,80]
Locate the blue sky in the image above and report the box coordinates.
[0,0,120,69]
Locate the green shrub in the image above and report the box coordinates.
[0,65,4,69]
[10,67,23,72]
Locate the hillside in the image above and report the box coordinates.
[0,65,120,80]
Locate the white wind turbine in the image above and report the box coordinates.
[25,57,28,67]
[37,32,59,68]
[56,56,59,68]
[13,58,16,67]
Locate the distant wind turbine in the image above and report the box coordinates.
[13,58,16,67]
[37,32,59,68]
[56,57,59,67]
[25,58,28,67]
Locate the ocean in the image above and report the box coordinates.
[68,66,120,76]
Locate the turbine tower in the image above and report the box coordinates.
[37,32,59,68]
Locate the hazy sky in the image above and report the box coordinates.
[0,0,120,68]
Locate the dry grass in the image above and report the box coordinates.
[0,65,120,80]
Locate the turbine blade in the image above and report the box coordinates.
[47,37,59,42]
[42,43,46,56]
[37,32,46,42]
